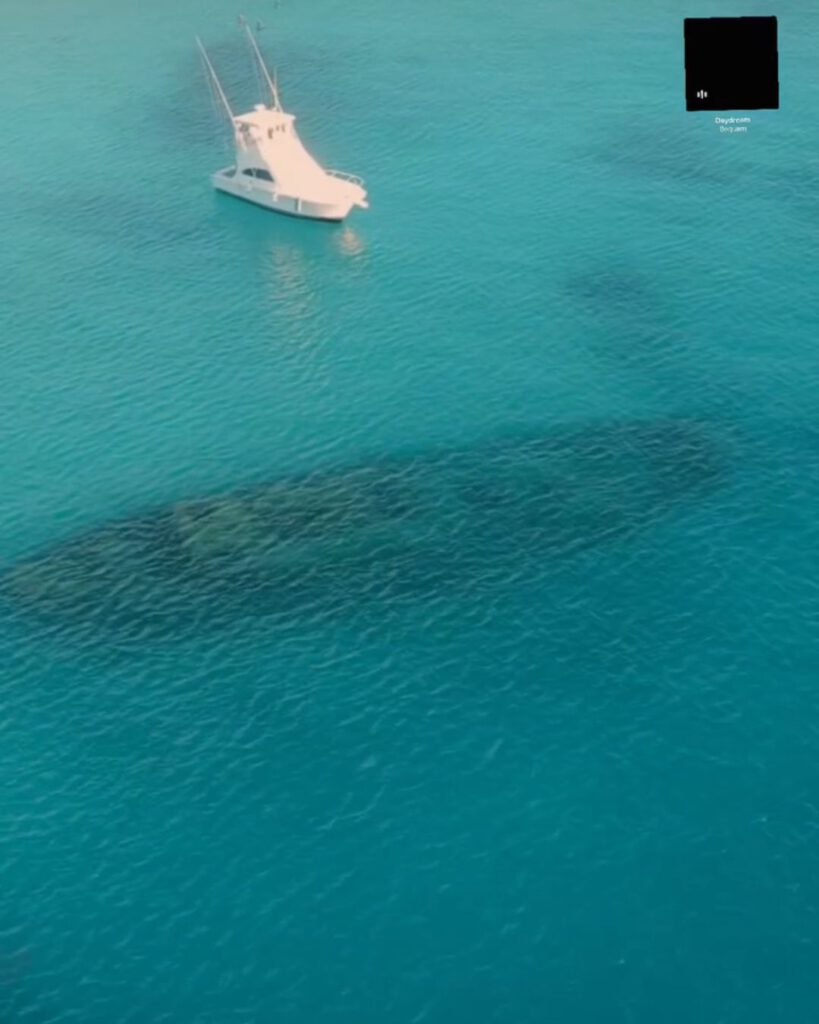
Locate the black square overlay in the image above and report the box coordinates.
[684,16,779,111]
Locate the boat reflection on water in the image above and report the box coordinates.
[334,227,366,259]
[265,227,366,327]
[267,241,315,325]
[2,417,725,642]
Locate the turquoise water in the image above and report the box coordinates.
[3,0,819,1019]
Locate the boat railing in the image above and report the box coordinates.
[325,168,365,187]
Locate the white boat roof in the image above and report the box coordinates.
[234,104,295,128]
[234,104,357,202]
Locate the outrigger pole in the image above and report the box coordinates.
[241,20,282,111]
[196,36,235,122]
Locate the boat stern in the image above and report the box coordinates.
[325,170,368,212]
[350,183,369,210]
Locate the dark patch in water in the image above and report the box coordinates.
[563,261,693,375]
[594,123,745,187]
[592,120,819,222]
[2,418,725,643]
[755,160,819,216]
[0,929,36,1022]
[564,264,660,322]
[20,190,207,254]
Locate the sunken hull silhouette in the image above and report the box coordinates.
[3,418,722,639]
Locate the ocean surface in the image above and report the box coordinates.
[2,0,819,1020]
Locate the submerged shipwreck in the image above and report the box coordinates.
[2,418,723,640]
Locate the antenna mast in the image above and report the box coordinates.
[196,36,235,122]
[241,20,282,111]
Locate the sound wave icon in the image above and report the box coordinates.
[697,89,708,99]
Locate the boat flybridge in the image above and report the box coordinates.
[196,25,368,222]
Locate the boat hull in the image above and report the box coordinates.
[212,169,357,222]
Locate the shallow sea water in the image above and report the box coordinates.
[2,0,819,1021]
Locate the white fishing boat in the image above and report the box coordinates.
[196,25,368,222]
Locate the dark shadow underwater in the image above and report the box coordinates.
[1,416,728,650]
